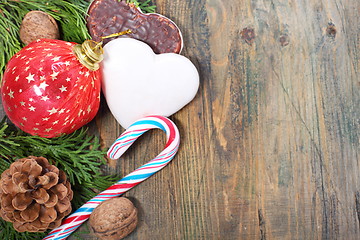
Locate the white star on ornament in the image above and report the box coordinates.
[40,59,45,63]
[22,117,27,121]
[56,96,61,99]
[59,85,67,92]
[19,89,22,93]
[25,61,30,65]
[45,128,53,132]
[25,66,30,71]
[26,47,34,51]
[46,53,53,57]
[15,76,20,81]
[8,90,14,98]
[52,120,59,125]
[78,109,83,116]
[64,61,70,66]
[12,66,17,71]
[52,56,61,62]
[39,82,49,90]
[48,108,58,115]
[79,71,84,75]
[33,128,39,131]
[29,106,36,111]
[42,117,49,121]
[44,48,51,51]
[39,67,43,71]
[63,121,69,126]
[41,96,50,101]
[21,55,26,60]
[58,108,65,114]
[87,106,92,113]
[29,98,34,102]
[51,71,59,80]
[20,102,25,106]
[66,77,71,82]
[85,72,90,77]
[26,73,35,83]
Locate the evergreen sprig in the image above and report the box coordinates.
[127,0,156,13]
[0,120,120,239]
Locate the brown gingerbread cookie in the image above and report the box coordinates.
[86,0,183,54]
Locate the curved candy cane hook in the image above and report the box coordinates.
[44,115,180,240]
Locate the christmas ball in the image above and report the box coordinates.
[1,39,102,138]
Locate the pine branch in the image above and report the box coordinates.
[0,121,120,239]
[127,0,156,13]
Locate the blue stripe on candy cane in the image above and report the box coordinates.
[121,172,153,181]
[45,225,78,240]
[142,159,170,168]
[117,131,144,141]
[130,120,166,132]
[75,208,95,213]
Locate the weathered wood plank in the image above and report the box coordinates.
[0,0,359,239]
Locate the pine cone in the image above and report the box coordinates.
[0,156,73,232]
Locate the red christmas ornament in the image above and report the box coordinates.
[1,39,103,138]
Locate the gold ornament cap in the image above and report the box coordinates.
[73,30,132,71]
[73,40,103,71]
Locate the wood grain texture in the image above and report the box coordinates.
[1,0,359,239]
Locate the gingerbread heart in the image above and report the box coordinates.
[87,0,183,54]
[102,38,199,129]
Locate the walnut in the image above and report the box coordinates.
[89,197,138,240]
[19,11,60,45]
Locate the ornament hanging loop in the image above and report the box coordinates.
[101,29,132,40]
[74,29,132,71]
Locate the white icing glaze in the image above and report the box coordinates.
[102,38,199,129]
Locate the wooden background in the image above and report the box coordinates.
[1,0,360,239]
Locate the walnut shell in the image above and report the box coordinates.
[19,11,60,45]
[89,197,138,240]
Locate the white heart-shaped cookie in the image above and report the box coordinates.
[102,38,199,129]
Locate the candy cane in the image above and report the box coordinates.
[43,115,180,240]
